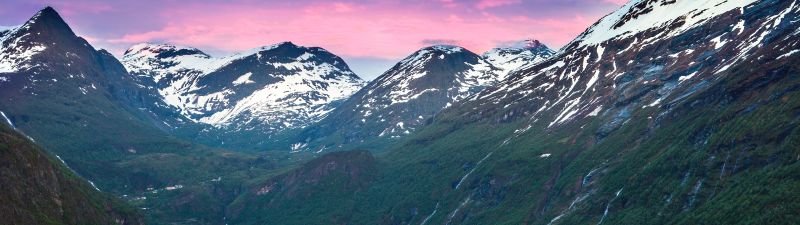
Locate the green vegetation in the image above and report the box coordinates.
[0,123,143,225]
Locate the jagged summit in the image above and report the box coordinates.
[22,6,76,39]
[482,39,555,77]
[521,39,545,49]
[395,45,471,65]
[124,43,210,59]
[501,39,550,51]
[269,41,299,49]
[30,6,61,22]
[0,7,93,73]
[424,45,465,53]
[379,45,500,102]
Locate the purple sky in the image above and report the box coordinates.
[0,0,625,79]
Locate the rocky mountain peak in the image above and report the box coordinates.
[397,45,486,70]
[482,39,555,77]
[426,45,465,53]
[0,6,95,73]
[24,6,75,37]
[521,39,544,48]
[381,45,498,93]
[273,41,298,49]
[123,43,209,59]
[293,44,502,151]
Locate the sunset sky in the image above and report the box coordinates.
[1,0,626,79]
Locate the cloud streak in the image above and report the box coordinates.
[476,0,522,9]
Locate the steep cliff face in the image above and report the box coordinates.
[0,122,144,225]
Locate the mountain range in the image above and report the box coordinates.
[119,35,555,151]
[1,0,799,224]
[122,42,365,149]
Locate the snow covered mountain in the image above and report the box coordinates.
[122,42,365,148]
[482,39,555,77]
[0,6,204,193]
[0,6,183,131]
[467,0,789,135]
[296,45,503,152]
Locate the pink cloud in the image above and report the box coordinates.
[332,2,355,12]
[106,2,595,58]
[476,0,522,10]
[439,0,460,8]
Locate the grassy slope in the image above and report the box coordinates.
[367,47,800,225]
[227,150,378,224]
[0,75,297,224]
[0,123,144,225]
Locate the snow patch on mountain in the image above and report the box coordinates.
[1,111,15,129]
[232,72,255,85]
[574,0,758,46]
[483,39,555,78]
[366,45,500,116]
[0,24,46,73]
[199,65,363,127]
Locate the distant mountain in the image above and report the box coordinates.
[0,121,144,225]
[295,45,503,152]
[482,39,555,77]
[122,42,364,149]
